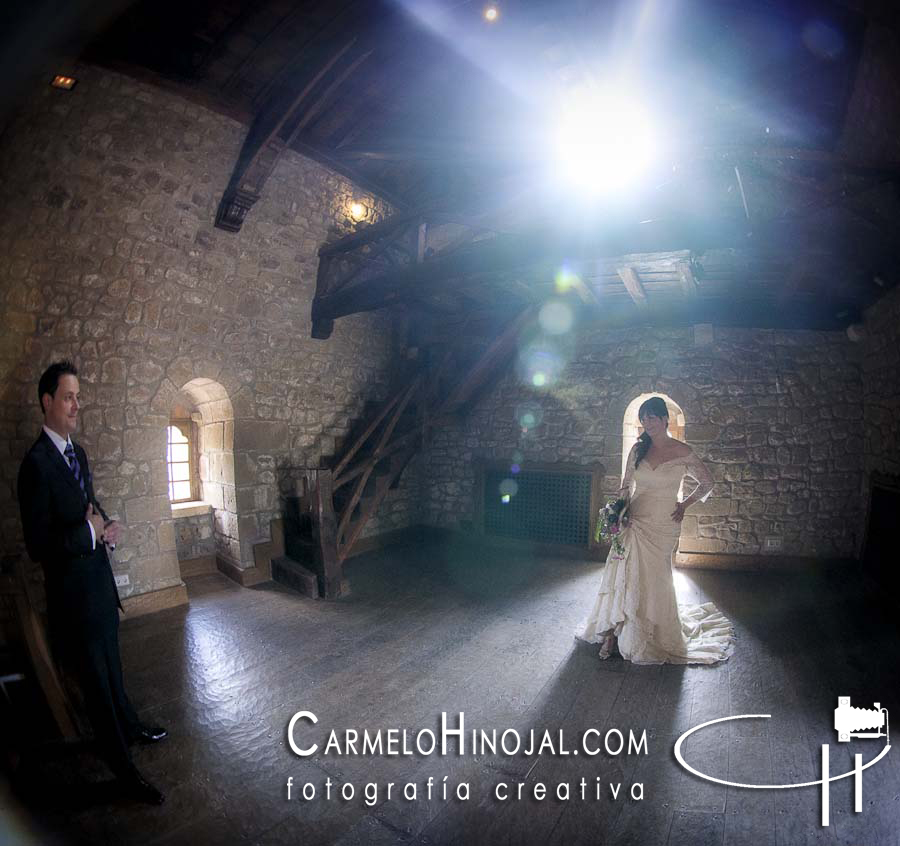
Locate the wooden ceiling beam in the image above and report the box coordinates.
[244,0,360,106]
[311,212,899,331]
[215,38,357,232]
[292,139,410,212]
[676,260,698,298]
[617,266,648,308]
[329,139,900,179]
[283,48,373,145]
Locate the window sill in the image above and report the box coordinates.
[171,501,211,518]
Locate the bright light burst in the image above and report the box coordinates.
[552,85,656,195]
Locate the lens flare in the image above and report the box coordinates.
[518,344,564,389]
[539,299,574,335]
[554,266,579,293]
[515,403,543,432]
[499,479,518,498]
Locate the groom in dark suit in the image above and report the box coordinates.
[17,360,167,804]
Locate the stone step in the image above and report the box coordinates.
[271,556,319,599]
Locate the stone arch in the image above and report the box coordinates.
[176,378,240,566]
[620,391,687,481]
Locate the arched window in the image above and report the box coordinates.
[166,422,197,503]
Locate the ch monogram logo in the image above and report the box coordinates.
[673,697,890,827]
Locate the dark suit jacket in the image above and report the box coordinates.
[17,430,122,630]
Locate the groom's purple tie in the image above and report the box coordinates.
[64,442,85,492]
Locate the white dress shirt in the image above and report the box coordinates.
[43,425,96,549]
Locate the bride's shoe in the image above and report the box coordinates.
[598,634,618,660]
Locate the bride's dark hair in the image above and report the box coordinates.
[634,396,669,468]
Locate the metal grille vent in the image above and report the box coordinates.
[483,468,592,546]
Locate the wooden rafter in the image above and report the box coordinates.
[676,260,698,298]
[569,274,600,306]
[312,210,899,335]
[311,214,770,326]
[617,265,648,308]
[215,39,357,232]
[284,48,374,146]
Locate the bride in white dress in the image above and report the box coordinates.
[579,397,734,665]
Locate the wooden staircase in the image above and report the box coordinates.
[275,305,535,598]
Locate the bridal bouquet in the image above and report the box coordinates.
[595,497,629,557]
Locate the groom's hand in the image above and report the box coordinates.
[103,519,122,546]
[670,503,687,522]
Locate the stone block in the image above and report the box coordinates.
[102,357,127,384]
[151,378,179,413]
[130,360,165,385]
[214,509,239,539]
[207,452,235,485]
[124,428,166,462]
[234,420,289,452]
[131,551,181,588]
[125,494,171,525]
[688,499,732,517]
[98,432,123,463]
[202,398,234,422]
[202,421,224,451]
[685,424,719,442]
[678,537,727,554]
[232,452,258,487]
[203,483,224,510]
[157,519,177,552]
[150,459,169,494]
[238,513,259,542]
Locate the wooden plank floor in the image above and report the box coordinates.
[4,539,899,845]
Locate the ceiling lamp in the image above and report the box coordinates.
[483,4,499,22]
[349,202,367,222]
[51,75,77,90]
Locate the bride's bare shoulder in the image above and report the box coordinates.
[671,439,694,457]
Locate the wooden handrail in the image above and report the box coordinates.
[332,388,405,480]
[336,375,421,542]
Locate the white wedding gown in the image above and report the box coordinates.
[578,445,734,665]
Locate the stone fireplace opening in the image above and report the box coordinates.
[861,473,900,600]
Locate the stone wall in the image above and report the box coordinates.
[173,509,215,562]
[419,322,865,559]
[0,63,419,602]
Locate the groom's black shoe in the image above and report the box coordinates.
[132,724,168,745]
